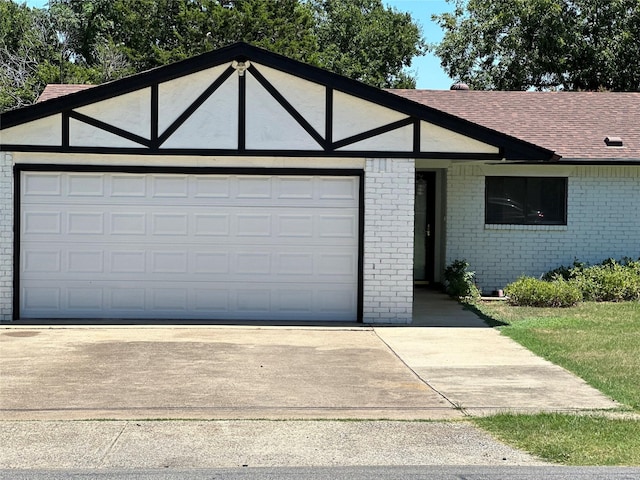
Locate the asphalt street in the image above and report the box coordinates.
[1,466,639,480]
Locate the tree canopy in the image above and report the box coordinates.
[0,0,426,112]
[433,0,640,91]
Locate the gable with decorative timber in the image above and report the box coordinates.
[0,43,556,161]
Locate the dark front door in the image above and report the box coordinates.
[414,171,436,284]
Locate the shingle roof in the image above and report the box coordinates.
[37,84,95,103]
[390,90,640,160]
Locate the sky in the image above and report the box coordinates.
[385,0,455,89]
[25,0,455,90]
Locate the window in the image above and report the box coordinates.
[485,177,567,225]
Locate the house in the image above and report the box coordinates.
[1,43,638,323]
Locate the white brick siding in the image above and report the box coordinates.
[0,152,13,321]
[446,164,640,292]
[363,158,414,324]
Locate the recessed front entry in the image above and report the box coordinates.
[18,169,360,321]
[414,171,437,285]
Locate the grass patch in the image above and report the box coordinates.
[474,413,640,466]
[476,301,640,411]
[469,301,640,465]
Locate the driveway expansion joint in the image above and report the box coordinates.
[372,328,461,414]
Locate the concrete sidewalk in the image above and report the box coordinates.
[0,420,548,469]
[374,327,620,416]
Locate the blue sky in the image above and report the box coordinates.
[25,0,454,89]
[385,0,455,89]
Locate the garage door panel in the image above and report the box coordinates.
[20,171,360,321]
[68,173,105,196]
[23,250,61,273]
[23,211,62,235]
[23,172,63,196]
[22,286,61,311]
[20,280,357,320]
[68,288,104,311]
[21,244,357,283]
[22,174,359,207]
[23,206,358,245]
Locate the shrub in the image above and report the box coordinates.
[541,260,586,281]
[542,257,640,302]
[573,261,640,302]
[444,259,481,300]
[505,277,582,307]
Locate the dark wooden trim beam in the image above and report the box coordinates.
[413,118,421,154]
[151,84,159,148]
[238,69,246,152]
[332,117,414,150]
[69,111,151,147]
[62,111,70,149]
[325,87,333,148]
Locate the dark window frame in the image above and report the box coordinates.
[485,176,568,225]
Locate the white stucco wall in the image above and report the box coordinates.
[446,164,640,292]
[362,158,414,324]
[0,152,13,320]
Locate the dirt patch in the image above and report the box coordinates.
[2,331,40,338]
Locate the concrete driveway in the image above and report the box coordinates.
[0,327,459,420]
[0,318,619,421]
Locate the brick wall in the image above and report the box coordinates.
[362,158,414,323]
[446,165,640,292]
[0,152,13,321]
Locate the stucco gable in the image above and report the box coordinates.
[1,43,555,161]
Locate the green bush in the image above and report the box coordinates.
[505,277,582,307]
[573,262,640,302]
[444,259,481,300]
[541,260,586,281]
[542,257,640,302]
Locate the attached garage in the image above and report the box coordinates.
[18,168,361,321]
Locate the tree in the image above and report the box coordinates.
[1,0,425,112]
[50,0,424,85]
[0,1,61,110]
[432,0,640,91]
[310,0,426,88]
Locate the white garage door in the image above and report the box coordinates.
[19,171,360,321]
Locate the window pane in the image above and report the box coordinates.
[485,177,567,225]
[486,177,526,224]
[526,177,566,224]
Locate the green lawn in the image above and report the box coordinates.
[469,301,640,465]
[474,413,640,466]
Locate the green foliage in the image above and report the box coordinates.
[0,1,60,110]
[543,258,640,302]
[573,261,640,302]
[443,259,480,300]
[0,0,425,112]
[541,259,586,281]
[432,0,640,91]
[311,0,426,88]
[505,277,582,307]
